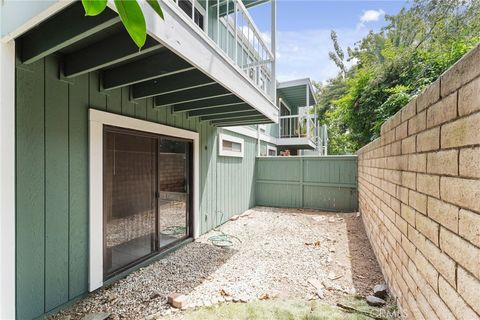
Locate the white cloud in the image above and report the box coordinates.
[360,9,385,23]
[275,27,369,83]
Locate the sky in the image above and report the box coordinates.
[248,0,408,83]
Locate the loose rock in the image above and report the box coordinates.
[167,294,188,309]
[81,313,110,320]
[258,293,270,300]
[317,289,325,299]
[373,283,388,299]
[366,295,386,307]
[308,277,323,291]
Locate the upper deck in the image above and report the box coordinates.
[1,0,278,125]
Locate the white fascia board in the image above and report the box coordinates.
[88,109,200,292]
[276,137,316,149]
[0,39,16,319]
[277,78,311,89]
[1,0,73,42]
[126,0,278,122]
[278,78,317,105]
[225,126,277,145]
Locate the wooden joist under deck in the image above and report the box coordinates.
[200,111,261,121]
[188,103,251,117]
[173,95,243,113]
[63,32,163,78]
[132,69,215,100]
[154,83,231,107]
[102,50,194,90]
[19,3,120,64]
[212,119,272,127]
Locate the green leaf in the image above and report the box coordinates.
[82,0,108,16]
[114,0,147,49]
[146,0,164,19]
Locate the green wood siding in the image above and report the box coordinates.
[15,55,257,319]
[255,156,358,212]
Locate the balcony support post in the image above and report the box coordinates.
[307,117,310,140]
[206,0,209,35]
[234,0,238,64]
[271,0,277,101]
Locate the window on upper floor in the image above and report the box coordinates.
[178,0,205,30]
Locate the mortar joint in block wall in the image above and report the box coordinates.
[357,43,480,320]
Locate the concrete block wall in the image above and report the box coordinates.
[159,153,187,193]
[357,44,480,319]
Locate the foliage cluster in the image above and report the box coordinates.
[82,0,164,48]
[316,0,480,154]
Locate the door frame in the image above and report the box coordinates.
[88,109,200,292]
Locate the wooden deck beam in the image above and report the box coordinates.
[200,111,260,121]
[63,32,163,78]
[132,69,214,100]
[188,103,251,117]
[102,50,194,90]
[173,95,243,113]
[19,3,120,64]
[154,83,230,107]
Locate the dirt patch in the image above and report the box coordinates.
[183,207,386,305]
[49,207,395,320]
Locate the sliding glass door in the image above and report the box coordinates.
[158,138,190,247]
[103,126,192,278]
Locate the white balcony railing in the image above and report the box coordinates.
[173,0,275,100]
[279,114,316,141]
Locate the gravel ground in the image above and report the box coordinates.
[50,207,386,320]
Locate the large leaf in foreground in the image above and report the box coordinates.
[82,0,108,16]
[114,0,147,48]
[147,0,164,19]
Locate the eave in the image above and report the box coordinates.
[12,0,278,127]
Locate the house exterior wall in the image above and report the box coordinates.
[0,39,16,320]
[357,44,480,319]
[15,54,256,319]
[259,140,276,156]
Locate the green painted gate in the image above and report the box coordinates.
[255,156,358,212]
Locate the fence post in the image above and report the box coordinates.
[299,157,304,207]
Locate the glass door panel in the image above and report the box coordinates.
[158,138,190,247]
[103,128,157,277]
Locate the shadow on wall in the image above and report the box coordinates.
[344,215,385,297]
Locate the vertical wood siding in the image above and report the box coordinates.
[15,55,257,319]
[255,156,358,212]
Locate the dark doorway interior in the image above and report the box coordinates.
[103,126,192,278]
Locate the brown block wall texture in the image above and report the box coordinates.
[357,44,480,320]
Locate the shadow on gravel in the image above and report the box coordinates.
[49,241,238,320]
[344,215,385,297]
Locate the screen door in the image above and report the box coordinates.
[103,128,158,277]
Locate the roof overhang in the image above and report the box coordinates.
[277,78,316,108]
[11,1,278,127]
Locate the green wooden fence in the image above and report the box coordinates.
[255,156,358,212]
